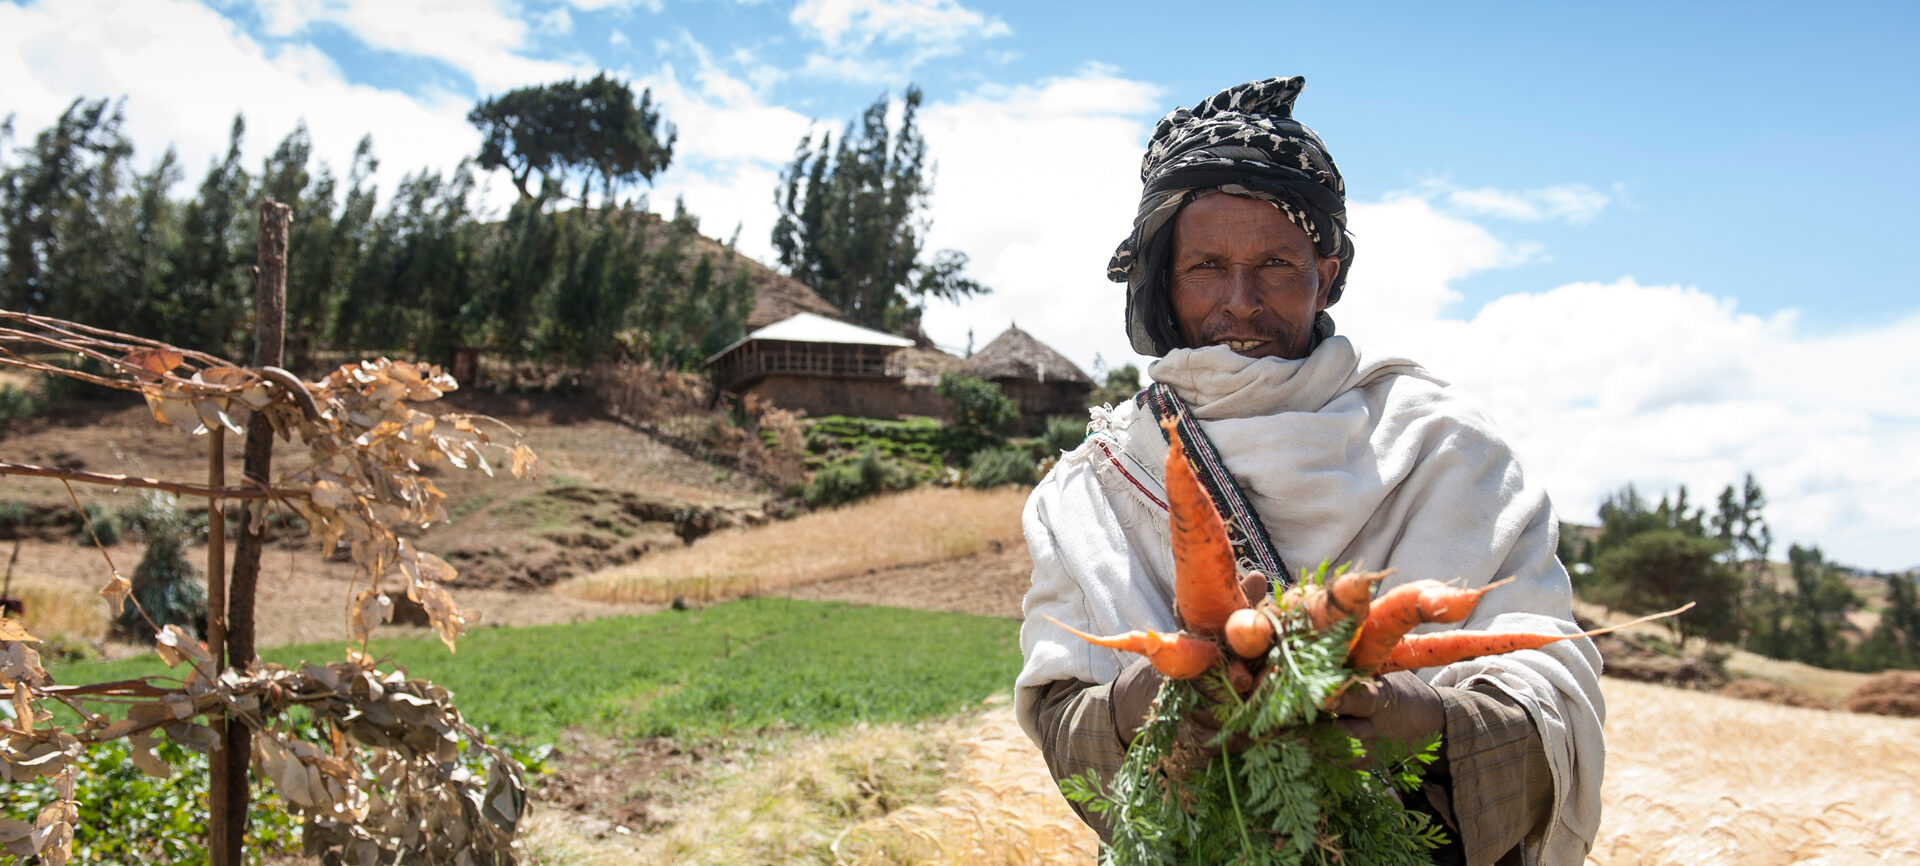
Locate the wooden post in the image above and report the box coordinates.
[205,427,230,864]
[210,198,291,864]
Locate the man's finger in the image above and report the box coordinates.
[1326,678,1385,718]
[1241,570,1270,606]
[1334,716,1372,742]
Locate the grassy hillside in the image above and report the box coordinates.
[52,597,1023,745]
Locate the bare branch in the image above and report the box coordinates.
[0,461,287,500]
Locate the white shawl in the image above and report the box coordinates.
[1015,336,1604,865]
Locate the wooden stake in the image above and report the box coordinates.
[210,198,292,865]
[206,426,230,865]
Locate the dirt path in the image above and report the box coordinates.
[772,542,1032,619]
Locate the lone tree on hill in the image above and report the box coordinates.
[468,73,676,203]
[771,85,987,333]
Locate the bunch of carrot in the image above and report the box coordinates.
[1049,418,1685,691]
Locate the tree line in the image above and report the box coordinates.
[1563,474,1918,672]
[2,77,986,376]
[1,80,750,374]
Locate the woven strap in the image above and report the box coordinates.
[1138,382,1293,589]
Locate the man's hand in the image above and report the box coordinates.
[1111,656,1246,756]
[1111,573,1266,752]
[1325,670,1445,757]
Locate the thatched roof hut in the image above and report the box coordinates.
[962,325,1092,386]
[962,325,1092,426]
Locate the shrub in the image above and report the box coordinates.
[936,372,1017,442]
[75,501,125,546]
[806,448,908,506]
[41,356,123,403]
[965,446,1038,488]
[1039,415,1087,457]
[1089,363,1141,408]
[0,384,38,422]
[0,500,27,531]
[802,416,961,482]
[113,494,207,641]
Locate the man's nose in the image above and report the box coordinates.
[1220,266,1263,319]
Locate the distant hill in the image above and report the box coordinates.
[649,215,843,330]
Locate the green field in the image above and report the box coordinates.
[54,597,1024,744]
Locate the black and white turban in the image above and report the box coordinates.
[1109,76,1354,357]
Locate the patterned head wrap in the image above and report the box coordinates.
[1109,76,1354,356]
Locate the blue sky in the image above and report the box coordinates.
[4,0,1917,569]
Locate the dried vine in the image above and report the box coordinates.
[0,309,537,863]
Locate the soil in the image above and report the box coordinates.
[772,538,1031,619]
[1846,670,1920,717]
[532,729,726,837]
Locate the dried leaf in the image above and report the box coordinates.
[126,730,172,779]
[12,687,33,733]
[153,625,210,670]
[0,643,47,686]
[349,590,393,644]
[510,443,537,479]
[193,399,244,436]
[0,818,40,857]
[412,582,471,652]
[437,438,469,470]
[483,759,526,830]
[0,620,38,643]
[466,441,493,478]
[368,380,408,408]
[97,570,131,612]
[311,479,354,511]
[144,394,197,428]
[119,348,184,377]
[237,381,274,409]
[354,419,406,448]
[196,365,253,387]
[163,721,219,753]
[414,550,457,585]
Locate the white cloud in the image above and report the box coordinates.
[628,43,813,262]
[912,67,1164,366]
[1333,199,1919,569]
[563,0,664,11]
[535,5,573,36]
[1336,195,1540,333]
[790,0,1008,82]
[1415,180,1612,224]
[1,0,485,207]
[248,0,579,94]
[791,0,1008,51]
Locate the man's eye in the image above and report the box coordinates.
[1264,258,1291,267]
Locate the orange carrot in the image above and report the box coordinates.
[1044,614,1223,680]
[1347,576,1514,671]
[1305,568,1391,633]
[1224,607,1275,659]
[1225,658,1255,695]
[1160,419,1245,637]
[1376,604,1694,673]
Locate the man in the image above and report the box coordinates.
[1015,77,1604,865]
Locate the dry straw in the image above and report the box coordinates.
[1595,678,1920,864]
[565,486,1029,605]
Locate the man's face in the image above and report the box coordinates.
[1167,193,1341,360]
